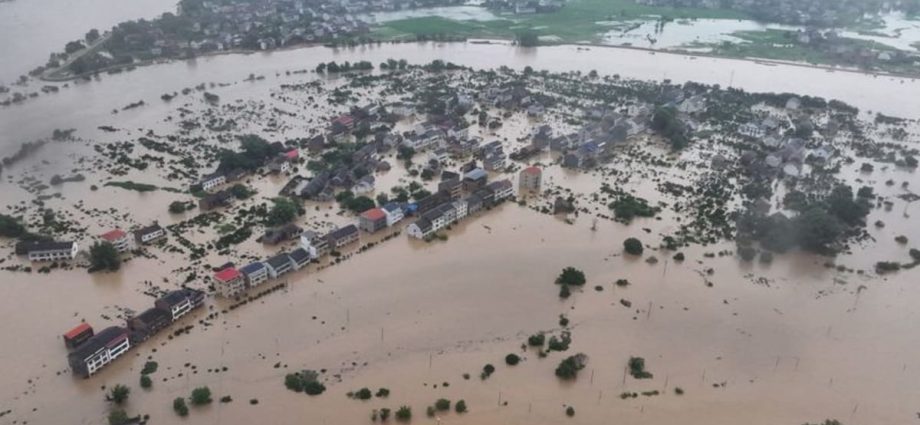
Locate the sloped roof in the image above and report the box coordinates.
[214,268,241,283]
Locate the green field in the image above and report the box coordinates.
[370,0,748,42]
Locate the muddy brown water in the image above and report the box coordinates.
[0,42,919,425]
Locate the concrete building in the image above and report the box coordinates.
[214,267,246,297]
[326,224,359,249]
[154,289,204,321]
[359,208,388,233]
[100,229,132,252]
[240,262,269,287]
[127,307,172,341]
[24,241,78,262]
[68,326,131,378]
[134,224,166,245]
[63,323,94,349]
[518,166,542,192]
[265,253,294,278]
[382,203,404,226]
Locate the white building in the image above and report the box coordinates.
[26,241,78,262]
[198,173,226,191]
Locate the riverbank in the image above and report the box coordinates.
[35,37,920,86]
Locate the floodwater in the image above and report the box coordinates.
[361,5,503,24]
[0,0,177,84]
[3,41,920,157]
[1,5,920,425]
[599,18,795,49]
[839,12,920,51]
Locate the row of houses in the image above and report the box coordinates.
[213,224,361,297]
[406,176,514,240]
[64,288,205,378]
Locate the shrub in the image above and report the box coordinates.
[286,370,325,395]
[379,408,391,421]
[455,399,467,413]
[285,373,305,392]
[559,284,571,299]
[375,388,390,398]
[108,384,130,405]
[220,396,233,403]
[623,238,643,255]
[304,381,326,395]
[435,398,450,411]
[674,387,684,395]
[190,386,212,406]
[559,314,569,327]
[910,248,920,261]
[566,406,575,417]
[673,252,685,261]
[555,354,588,380]
[527,333,545,347]
[555,267,586,286]
[139,375,152,389]
[628,357,653,379]
[108,409,130,425]
[738,245,757,261]
[426,406,436,417]
[140,361,158,375]
[547,332,571,352]
[875,261,901,273]
[353,388,372,400]
[395,406,412,421]
[173,397,189,416]
[481,364,495,380]
[505,353,521,366]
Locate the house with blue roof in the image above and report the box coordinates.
[240,261,269,287]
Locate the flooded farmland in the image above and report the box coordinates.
[1,10,920,425]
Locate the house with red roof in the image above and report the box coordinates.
[214,267,246,298]
[100,229,132,252]
[63,323,94,349]
[359,208,388,233]
[331,114,355,132]
[518,166,542,192]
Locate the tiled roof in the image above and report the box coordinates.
[100,229,126,241]
[361,208,386,221]
[64,323,92,340]
[214,268,241,282]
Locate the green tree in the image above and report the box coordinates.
[86,29,101,43]
[108,409,130,425]
[140,375,152,389]
[173,397,189,416]
[455,399,467,413]
[505,353,521,366]
[435,398,450,411]
[628,357,653,379]
[395,406,412,421]
[90,242,121,272]
[555,267,586,286]
[623,238,644,256]
[168,201,188,213]
[266,197,298,226]
[555,354,588,380]
[108,384,130,405]
[190,386,212,406]
[345,196,375,213]
[517,30,540,47]
[794,207,843,254]
[0,214,25,237]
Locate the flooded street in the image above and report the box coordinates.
[1,7,920,425]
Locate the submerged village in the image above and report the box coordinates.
[1,55,920,425]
